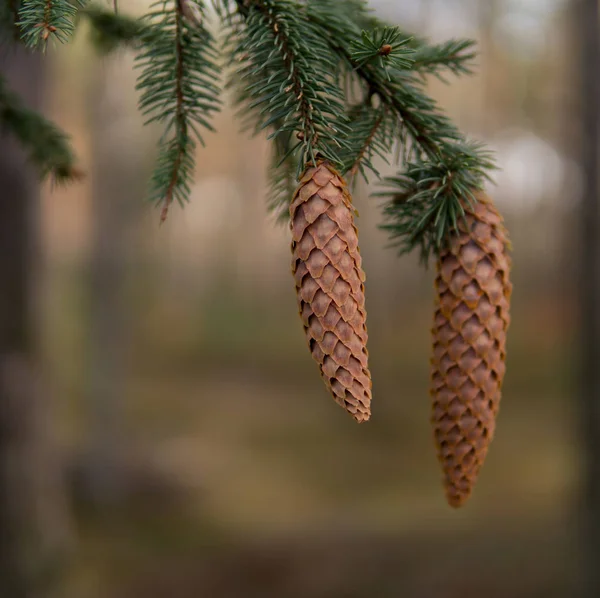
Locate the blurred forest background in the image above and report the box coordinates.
[1,0,598,596]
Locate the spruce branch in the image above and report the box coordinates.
[304,0,475,81]
[0,75,79,183]
[18,0,86,49]
[362,69,496,260]
[411,39,477,81]
[302,2,462,166]
[347,107,385,179]
[135,0,221,222]
[3,0,495,267]
[376,141,497,262]
[221,10,302,219]
[303,0,471,163]
[225,0,351,169]
[342,102,397,185]
[367,29,477,80]
[308,11,461,162]
[299,0,496,261]
[224,0,490,257]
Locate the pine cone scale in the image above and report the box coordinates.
[291,161,372,423]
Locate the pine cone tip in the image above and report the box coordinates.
[349,406,370,424]
[445,480,472,508]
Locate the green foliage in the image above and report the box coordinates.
[411,38,477,81]
[304,0,476,81]
[18,0,86,49]
[340,102,399,184]
[350,27,414,78]
[295,0,493,259]
[82,4,148,53]
[377,142,496,262]
[135,0,221,221]
[0,76,78,183]
[3,0,498,262]
[223,0,351,169]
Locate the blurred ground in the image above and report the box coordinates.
[46,265,580,597]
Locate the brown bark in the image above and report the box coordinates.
[81,54,147,506]
[578,0,600,595]
[0,45,71,598]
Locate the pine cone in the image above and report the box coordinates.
[290,161,372,423]
[431,193,512,507]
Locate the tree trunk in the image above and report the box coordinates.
[578,0,600,596]
[82,53,146,505]
[0,45,71,598]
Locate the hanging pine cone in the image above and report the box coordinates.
[430,193,512,507]
[290,160,372,423]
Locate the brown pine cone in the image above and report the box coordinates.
[431,193,512,507]
[290,161,372,423]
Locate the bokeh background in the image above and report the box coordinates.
[1,0,596,596]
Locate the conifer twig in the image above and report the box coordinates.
[160,0,185,223]
[411,39,477,80]
[301,0,495,261]
[347,107,385,186]
[18,0,86,48]
[376,141,497,261]
[256,3,316,156]
[0,75,80,183]
[224,0,490,261]
[135,0,221,221]
[303,1,462,161]
[226,0,350,169]
[350,26,414,79]
[42,0,53,38]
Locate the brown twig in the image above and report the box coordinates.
[32,0,57,45]
[348,109,385,186]
[242,1,318,155]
